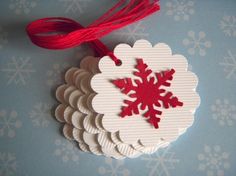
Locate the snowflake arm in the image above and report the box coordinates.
[120,99,140,117]
[160,92,183,109]
[144,105,162,128]
[155,69,183,108]
[134,58,152,82]
[112,78,136,94]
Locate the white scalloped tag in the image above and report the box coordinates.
[91,40,200,147]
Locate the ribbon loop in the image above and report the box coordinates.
[26,0,160,63]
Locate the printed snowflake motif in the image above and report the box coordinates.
[0,110,22,138]
[9,0,37,15]
[112,22,149,43]
[54,139,80,163]
[0,152,17,176]
[98,158,130,176]
[112,59,183,128]
[29,103,51,128]
[219,15,236,37]
[0,57,35,85]
[0,26,8,49]
[198,145,230,176]
[183,31,211,56]
[219,50,236,79]
[59,0,91,14]
[46,63,69,87]
[141,147,179,176]
[211,99,236,126]
[166,0,195,21]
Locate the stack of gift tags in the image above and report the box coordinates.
[55,40,200,159]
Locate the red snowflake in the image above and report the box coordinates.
[112,58,183,128]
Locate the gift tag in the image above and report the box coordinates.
[91,40,200,148]
[54,40,200,159]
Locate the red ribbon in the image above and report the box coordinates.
[26,0,160,65]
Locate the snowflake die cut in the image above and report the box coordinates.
[91,40,200,147]
[112,58,183,128]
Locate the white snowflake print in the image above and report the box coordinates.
[0,57,35,85]
[219,50,236,79]
[29,103,51,128]
[98,158,130,176]
[46,63,68,87]
[0,152,17,176]
[219,15,236,37]
[198,145,230,176]
[0,110,22,138]
[166,0,195,21]
[59,0,91,14]
[183,31,211,56]
[141,147,179,176]
[54,139,80,163]
[9,0,37,15]
[211,99,236,126]
[111,22,149,43]
[0,26,8,49]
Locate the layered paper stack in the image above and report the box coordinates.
[55,40,200,159]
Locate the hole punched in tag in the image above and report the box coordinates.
[108,52,122,66]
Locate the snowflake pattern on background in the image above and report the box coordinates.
[29,102,51,128]
[141,147,179,176]
[98,158,130,176]
[0,110,22,138]
[219,50,236,79]
[54,139,80,163]
[219,15,236,37]
[111,22,149,43]
[166,0,195,21]
[0,152,17,176]
[112,59,183,128]
[0,57,35,85]
[59,0,91,14]
[9,0,37,15]
[46,63,69,87]
[211,99,236,126]
[0,26,8,49]
[183,31,211,56]
[198,145,230,176]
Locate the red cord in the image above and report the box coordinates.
[26,0,160,65]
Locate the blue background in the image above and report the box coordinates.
[0,0,236,176]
